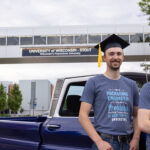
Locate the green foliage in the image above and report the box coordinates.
[8,84,22,113]
[20,107,24,113]
[136,81,144,93]
[138,0,150,25]
[0,84,7,111]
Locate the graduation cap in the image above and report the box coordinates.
[95,34,129,67]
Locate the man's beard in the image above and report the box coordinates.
[109,61,121,71]
[110,66,120,71]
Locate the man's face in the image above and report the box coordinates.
[104,47,124,71]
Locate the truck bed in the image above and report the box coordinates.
[0,116,48,150]
[0,116,47,122]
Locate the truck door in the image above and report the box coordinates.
[40,81,94,150]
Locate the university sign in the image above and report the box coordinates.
[0,46,149,64]
[22,47,98,57]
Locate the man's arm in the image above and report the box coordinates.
[138,108,150,134]
[79,102,113,150]
[130,106,140,150]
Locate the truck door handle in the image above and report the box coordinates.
[47,124,61,130]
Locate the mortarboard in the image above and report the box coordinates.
[95,34,130,67]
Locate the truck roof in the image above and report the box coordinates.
[57,71,150,80]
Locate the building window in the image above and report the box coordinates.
[117,34,129,43]
[130,33,143,43]
[88,34,101,43]
[47,36,60,44]
[20,36,33,45]
[75,34,87,44]
[0,37,6,45]
[102,34,111,40]
[7,36,19,45]
[144,33,150,42]
[34,36,46,45]
[61,35,73,44]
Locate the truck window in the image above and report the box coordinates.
[59,81,94,117]
[59,83,84,117]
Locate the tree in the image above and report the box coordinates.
[8,84,22,113]
[0,84,7,112]
[138,0,150,25]
[140,63,150,82]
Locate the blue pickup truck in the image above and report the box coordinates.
[0,72,148,150]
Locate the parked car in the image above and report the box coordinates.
[0,72,149,150]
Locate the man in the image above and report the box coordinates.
[138,82,150,150]
[79,34,140,150]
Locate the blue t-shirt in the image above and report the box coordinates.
[80,74,139,135]
[139,82,150,147]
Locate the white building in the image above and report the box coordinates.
[19,80,51,115]
[0,25,150,63]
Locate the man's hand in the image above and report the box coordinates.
[129,138,139,150]
[96,140,113,150]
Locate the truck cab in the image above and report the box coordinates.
[40,72,149,150]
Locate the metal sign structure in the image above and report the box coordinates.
[0,46,150,64]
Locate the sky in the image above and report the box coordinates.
[0,0,149,84]
[0,0,148,27]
